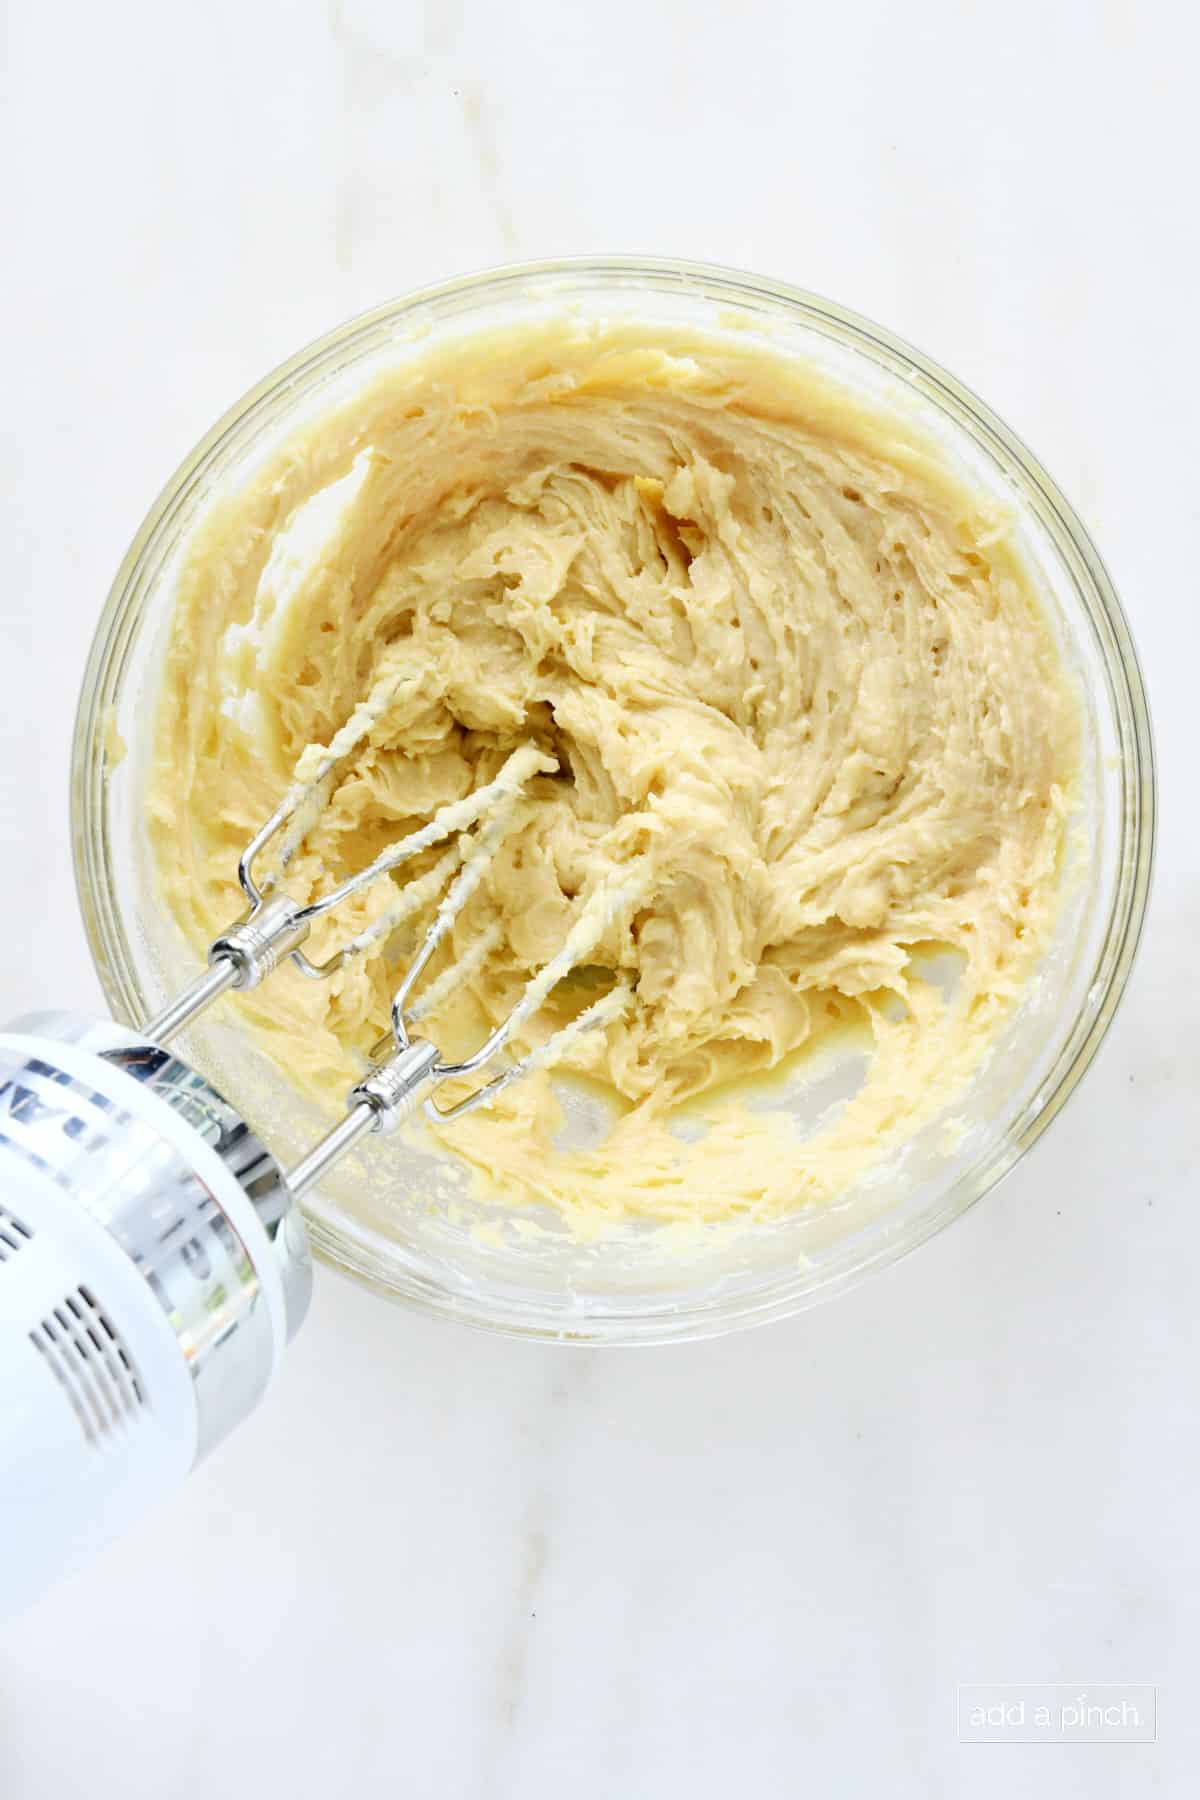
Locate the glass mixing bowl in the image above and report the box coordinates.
[71,258,1155,1342]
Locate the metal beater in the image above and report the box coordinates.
[146,740,631,1188]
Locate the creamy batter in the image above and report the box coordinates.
[148,321,1077,1229]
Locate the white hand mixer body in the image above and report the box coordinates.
[0,743,634,1616]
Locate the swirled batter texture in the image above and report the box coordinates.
[149,323,1077,1228]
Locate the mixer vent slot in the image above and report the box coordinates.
[31,1285,146,1446]
[0,1203,33,1262]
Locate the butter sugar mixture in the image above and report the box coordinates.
[149,322,1077,1228]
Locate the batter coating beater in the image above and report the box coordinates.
[149,321,1077,1228]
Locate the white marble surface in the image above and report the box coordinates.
[1,1,1197,1792]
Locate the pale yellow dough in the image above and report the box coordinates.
[149,322,1077,1229]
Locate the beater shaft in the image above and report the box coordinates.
[284,1105,375,1202]
[143,895,311,1044]
[285,1040,443,1199]
[143,957,239,1046]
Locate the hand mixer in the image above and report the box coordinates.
[0,738,632,1617]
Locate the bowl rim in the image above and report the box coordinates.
[71,255,1157,1342]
